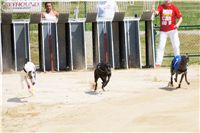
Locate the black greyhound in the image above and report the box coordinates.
[169,54,190,88]
[94,63,111,91]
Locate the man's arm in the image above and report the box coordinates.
[115,2,119,12]
[175,17,183,28]
[152,8,159,15]
[54,11,59,17]
[41,12,45,18]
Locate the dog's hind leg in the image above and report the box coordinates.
[177,74,184,89]
[184,72,190,85]
[24,77,31,91]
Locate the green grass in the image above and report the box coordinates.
[154,33,200,56]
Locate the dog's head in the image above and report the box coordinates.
[27,71,36,85]
[97,63,111,75]
[24,61,36,85]
[183,53,189,63]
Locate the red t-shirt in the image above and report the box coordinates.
[157,3,182,32]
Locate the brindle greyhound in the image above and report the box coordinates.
[169,54,190,88]
[94,63,111,91]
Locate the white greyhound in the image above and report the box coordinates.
[20,61,37,94]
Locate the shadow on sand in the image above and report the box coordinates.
[85,90,99,95]
[159,86,178,91]
[7,97,31,103]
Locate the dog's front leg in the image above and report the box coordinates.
[24,77,31,90]
[170,74,173,87]
[177,74,184,89]
[184,72,190,85]
[101,77,107,91]
[104,75,111,87]
[168,72,174,87]
[94,75,99,91]
[94,82,98,91]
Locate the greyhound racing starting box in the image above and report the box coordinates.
[66,19,86,70]
[57,13,69,70]
[140,11,155,68]
[93,20,113,67]
[112,12,126,69]
[86,12,113,67]
[112,16,141,69]
[1,13,13,72]
[0,19,2,73]
[13,19,30,71]
[124,18,141,68]
[86,12,141,69]
[39,20,59,72]
[2,13,30,72]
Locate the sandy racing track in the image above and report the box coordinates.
[1,66,199,132]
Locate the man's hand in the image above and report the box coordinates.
[152,8,159,15]
[174,17,183,29]
[174,24,179,29]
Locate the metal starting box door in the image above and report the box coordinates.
[13,20,30,71]
[66,20,86,70]
[57,13,69,70]
[39,20,59,72]
[140,11,155,68]
[112,16,141,69]
[93,20,113,67]
[2,13,31,71]
[0,20,2,72]
[2,13,13,72]
[124,18,142,68]
[112,12,126,69]
[86,13,113,67]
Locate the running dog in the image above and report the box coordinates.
[168,54,190,88]
[94,63,111,91]
[21,61,37,92]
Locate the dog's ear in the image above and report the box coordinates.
[106,64,112,72]
[97,64,101,69]
[28,71,32,78]
[185,53,189,62]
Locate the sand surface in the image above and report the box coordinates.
[1,66,199,132]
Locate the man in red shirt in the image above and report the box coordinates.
[153,0,183,68]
